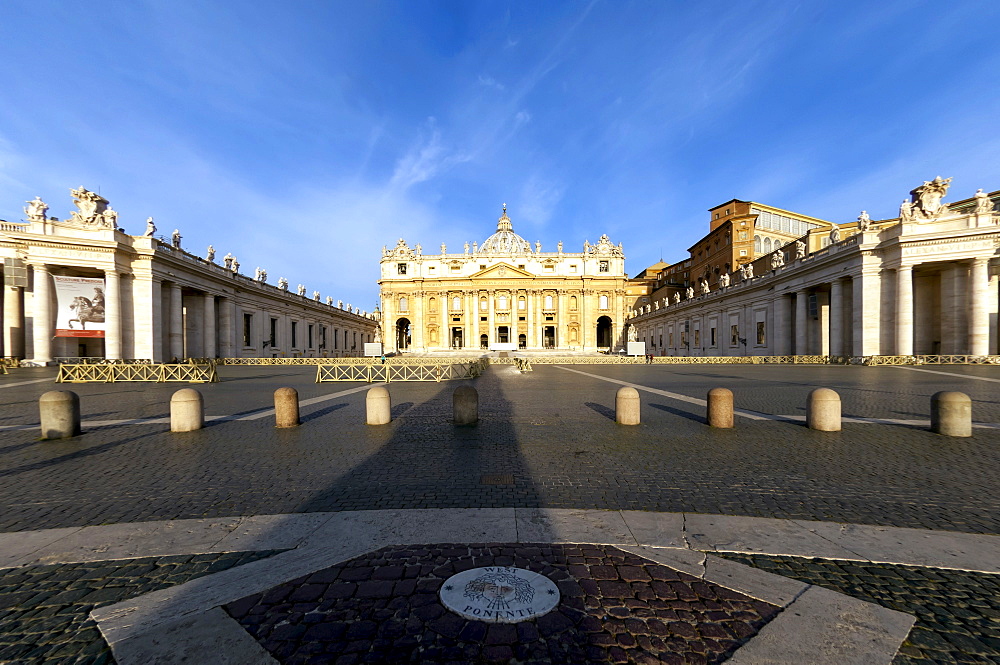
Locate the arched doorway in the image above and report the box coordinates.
[597,316,613,349]
[497,326,509,343]
[396,317,411,350]
[480,334,489,349]
[518,333,526,349]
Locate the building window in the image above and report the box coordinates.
[599,295,609,309]
[544,265,554,272]
[518,297,525,310]
[740,249,748,256]
[570,296,578,310]
[291,322,298,348]
[333,328,338,349]
[270,318,278,348]
[498,296,508,310]
[353,331,357,349]
[694,330,700,347]
[599,260,609,272]
[321,326,327,349]
[242,313,253,347]
[731,325,739,346]
[452,296,461,310]
[427,266,435,274]
[480,297,487,311]
[450,265,460,273]
[710,327,716,346]
[570,264,577,273]
[308,324,314,348]
[399,296,408,312]
[397,262,407,275]
[429,297,436,312]
[754,236,761,254]
[739,231,748,241]
[756,322,766,345]
[545,295,554,309]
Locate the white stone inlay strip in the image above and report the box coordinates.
[0,377,54,389]
[725,585,916,665]
[893,365,1000,383]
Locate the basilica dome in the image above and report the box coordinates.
[479,205,532,255]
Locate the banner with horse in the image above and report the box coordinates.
[54,275,106,338]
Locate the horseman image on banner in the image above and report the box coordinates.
[54,275,107,338]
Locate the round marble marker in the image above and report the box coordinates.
[439,566,560,623]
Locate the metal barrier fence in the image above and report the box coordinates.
[316,358,489,383]
[55,363,219,383]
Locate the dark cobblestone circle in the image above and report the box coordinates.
[225,543,780,664]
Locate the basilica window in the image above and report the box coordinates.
[599,295,609,310]
[570,296,577,310]
[599,260,609,272]
[518,297,525,310]
[480,297,487,311]
[545,295,554,309]
[498,296,508,310]
[429,297,437,312]
[399,296,408,312]
[397,263,407,275]
[452,296,461,310]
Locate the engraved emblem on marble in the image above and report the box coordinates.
[440,566,559,623]
[24,196,48,222]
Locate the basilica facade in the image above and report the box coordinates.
[378,207,628,353]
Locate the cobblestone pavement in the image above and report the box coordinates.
[0,364,998,533]
[717,553,1000,665]
[0,550,283,665]
[225,543,778,665]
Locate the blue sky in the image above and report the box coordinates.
[2,1,998,309]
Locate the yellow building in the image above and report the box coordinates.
[378,206,628,353]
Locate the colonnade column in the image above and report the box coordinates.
[169,283,184,360]
[895,266,914,356]
[104,270,122,360]
[830,279,844,357]
[31,264,52,363]
[970,257,990,356]
[203,293,217,358]
[218,296,233,358]
[795,290,808,356]
[3,286,24,358]
[852,270,882,356]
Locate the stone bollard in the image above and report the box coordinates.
[931,391,972,437]
[366,386,391,425]
[616,386,640,425]
[806,388,841,432]
[171,388,204,432]
[707,388,734,428]
[453,385,478,426]
[274,387,300,428]
[39,390,81,439]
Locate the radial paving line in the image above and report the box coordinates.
[893,365,1000,383]
[554,365,773,421]
[0,377,55,389]
[233,382,385,421]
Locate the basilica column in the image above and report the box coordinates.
[104,270,122,360]
[830,279,844,357]
[895,266,914,356]
[526,290,536,349]
[3,286,24,359]
[969,257,990,356]
[169,282,184,360]
[203,293,217,358]
[30,265,53,364]
[487,290,495,347]
[795,290,808,355]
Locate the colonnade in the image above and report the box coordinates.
[631,256,998,358]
